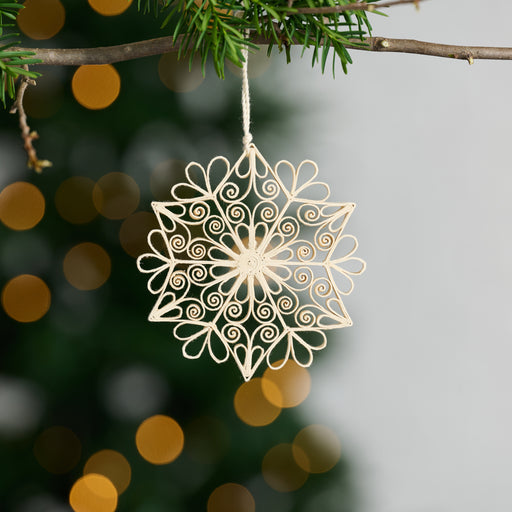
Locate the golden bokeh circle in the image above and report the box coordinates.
[158,53,205,93]
[55,177,98,224]
[262,443,308,492]
[0,182,45,231]
[34,426,82,474]
[207,483,255,512]
[262,360,311,408]
[93,172,140,220]
[2,274,51,323]
[292,424,342,474]
[135,415,184,465]
[17,0,65,40]
[234,378,281,427]
[88,0,132,16]
[69,474,118,512]
[63,242,111,291]
[119,212,158,258]
[83,449,131,495]
[72,65,121,110]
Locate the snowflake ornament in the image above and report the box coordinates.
[137,144,365,381]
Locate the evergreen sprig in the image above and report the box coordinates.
[0,0,40,107]
[138,0,378,77]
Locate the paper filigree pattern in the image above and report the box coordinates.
[137,144,365,381]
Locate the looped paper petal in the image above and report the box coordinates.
[137,144,365,381]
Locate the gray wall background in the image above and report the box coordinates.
[266,1,512,510]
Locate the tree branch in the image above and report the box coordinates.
[12,36,512,67]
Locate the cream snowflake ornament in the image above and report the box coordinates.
[137,40,364,381]
[137,144,365,381]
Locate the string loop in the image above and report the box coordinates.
[241,30,253,152]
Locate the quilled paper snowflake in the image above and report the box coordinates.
[137,144,365,381]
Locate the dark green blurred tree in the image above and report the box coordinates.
[0,2,359,511]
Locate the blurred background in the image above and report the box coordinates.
[2,0,512,511]
[0,1,355,511]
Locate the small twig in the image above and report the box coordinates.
[9,68,52,173]
[295,0,426,15]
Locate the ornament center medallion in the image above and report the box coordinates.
[237,248,264,277]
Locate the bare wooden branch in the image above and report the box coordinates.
[358,37,512,62]
[9,70,52,173]
[13,37,179,66]
[295,0,423,15]
[12,35,512,67]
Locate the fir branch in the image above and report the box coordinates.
[132,0,424,76]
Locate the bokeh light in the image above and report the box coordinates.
[17,0,65,40]
[207,483,256,512]
[119,211,158,258]
[150,159,186,200]
[55,177,98,224]
[33,426,82,474]
[16,494,69,512]
[262,360,311,408]
[63,242,111,291]
[135,414,184,465]
[158,53,205,93]
[185,416,229,465]
[83,449,131,495]
[262,443,308,493]
[93,172,140,220]
[102,365,169,421]
[72,65,121,110]
[0,182,45,231]
[88,0,132,16]
[234,378,281,427]
[292,424,341,474]
[69,474,117,512]
[2,274,51,323]
[0,377,44,438]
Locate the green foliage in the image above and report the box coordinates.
[0,0,40,107]
[139,0,379,77]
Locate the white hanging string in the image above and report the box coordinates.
[241,31,253,152]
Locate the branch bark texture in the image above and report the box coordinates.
[12,36,512,67]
